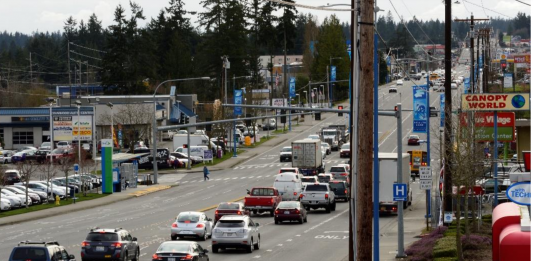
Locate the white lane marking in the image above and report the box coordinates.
[277,244,283,247]
[190,180,196,183]
[304,209,349,234]
[324,231,349,234]
[286,239,292,242]
[266,249,273,252]
[295,234,301,237]
[232,177,238,179]
[241,177,247,179]
[257,176,262,178]
[253,255,261,258]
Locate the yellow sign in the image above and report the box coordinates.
[461,93,530,111]
[501,54,506,59]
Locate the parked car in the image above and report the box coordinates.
[9,241,75,261]
[244,187,282,216]
[451,83,458,89]
[81,228,139,261]
[1,189,30,206]
[274,201,308,224]
[170,211,213,241]
[2,186,40,205]
[39,142,52,150]
[211,215,260,253]
[11,185,48,201]
[407,135,420,145]
[56,141,71,149]
[0,191,23,208]
[11,150,36,164]
[26,149,50,164]
[4,170,21,185]
[48,148,74,164]
[151,241,209,261]
[214,202,249,224]
[1,198,11,211]
[0,150,14,164]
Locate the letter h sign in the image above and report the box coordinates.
[393,183,407,201]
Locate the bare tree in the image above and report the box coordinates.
[79,157,97,196]
[16,161,39,208]
[99,102,154,150]
[57,156,74,199]
[38,162,57,202]
[0,164,5,206]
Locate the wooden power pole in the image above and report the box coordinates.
[356,0,374,259]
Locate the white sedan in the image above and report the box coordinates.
[396,80,404,85]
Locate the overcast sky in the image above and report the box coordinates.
[0,0,530,34]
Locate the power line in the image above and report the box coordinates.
[515,0,531,6]
[70,50,102,61]
[462,0,511,18]
[265,0,353,11]
[69,59,103,69]
[399,0,436,45]
[69,42,107,54]
[479,0,489,18]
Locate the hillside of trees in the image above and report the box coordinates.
[0,0,529,106]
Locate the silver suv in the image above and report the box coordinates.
[211,215,260,253]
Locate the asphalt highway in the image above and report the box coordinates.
[0,70,470,260]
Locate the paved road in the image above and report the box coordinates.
[0,76,466,260]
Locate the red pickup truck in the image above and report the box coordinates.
[244,187,282,217]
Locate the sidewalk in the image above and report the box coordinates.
[0,114,331,227]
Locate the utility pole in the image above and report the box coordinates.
[68,42,71,86]
[443,0,453,217]
[29,52,32,84]
[284,30,288,99]
[357,0,374,259]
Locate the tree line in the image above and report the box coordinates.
[0,0,528,106]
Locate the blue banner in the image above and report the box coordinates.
[289,77,296,98]
[464,77,470,94]
[346,40,351,57]
[440,94,445,128]
[331,66,337,82]
[234,90,242,116]
[412,85,428,133]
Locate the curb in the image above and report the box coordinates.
[129,185,172,197]
[0,185,174,227]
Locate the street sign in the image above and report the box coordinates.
[420,179,432,190]
[74,164,79,172]
[203,150,213,161]
[444,212,453,224]
[419,166,432,180]
[393,183,407,201]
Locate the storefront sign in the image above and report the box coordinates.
[11,116,49,122]
[461,93,530,111]
[503,73,513,88]
[460,112,516,142]
[514,55,530,64]
[506,182,531,206]
[53,115,93,141]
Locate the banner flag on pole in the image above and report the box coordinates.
[234,90,243,116]
[412,85,428,133]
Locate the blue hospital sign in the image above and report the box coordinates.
[393,183,407,201]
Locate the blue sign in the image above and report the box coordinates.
[440,94,445,128]
[331,66,337,82]
[412,85,428,133]
[506,182,531,205]
[73,164,79,172]
[310,41,315,54]
[393,183,407,201]
[386,56,391,66]
[234,90,243,116]
[203,150,213,160]
[464,77,471,93]
[289,77,296,98]
[346,40,351,57]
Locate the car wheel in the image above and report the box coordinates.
[200,230,208,241]
[132,249,139,261]
[298,216,303,224]
[304,215,308,223]
[212,246,219,253]
[252,210,257,215]
[269,210,274,217]
[246,239,254,253]
[121,251,127,261]
[254,236,260,250]
[274,219,279,225]
[331,201,336,211]
[325,205,331,213]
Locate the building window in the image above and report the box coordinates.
[13,131,34,145]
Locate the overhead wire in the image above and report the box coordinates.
[461,0,511,18]
[69,42,107,54]
[399,0,437,45]
[515,0,530,6]
[70,50,102,61]
[264,0,354,11]
[479,0,489,18]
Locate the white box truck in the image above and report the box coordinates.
[373,152,412,214]
[173,134,209,151]
[291,139,325,176]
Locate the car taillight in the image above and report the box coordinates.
[196,223,205,228]
[294,209,300,214]
[325,194,329,199]
[81,241,89,247]
[111,242,122,248]
[275,210,280,214]
[409,162,412,165]
[181,254,193,260]
[171,222,178,228]
[341,173,348,176]
[293,192,297,196]
[215,210,219,215]
[299,194,303,198]
[237,211,242,215]
[152,254,162,260]
[312,170,316,174]
[270,198,274,204]
[345,189,348,194]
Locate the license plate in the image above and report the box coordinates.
[96,246,105,252]
[380,207,385,211]
[105,255,111,258]
[168,258,175,261]
[224,233,236,237]
[181,231,193,234]
[284,211,290,214]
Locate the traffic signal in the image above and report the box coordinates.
[185,116,190,124]
[501,63,507,73]
[180,112,185,123]
[338,105,343,117]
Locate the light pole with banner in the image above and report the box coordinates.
[152,77,210,184]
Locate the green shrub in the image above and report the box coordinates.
[433,237,458,258]
[434,257,457,261]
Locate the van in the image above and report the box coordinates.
[273,173,303,201]
[174,146,209,159]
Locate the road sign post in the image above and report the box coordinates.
[393,184,407,201]
[419,166,432,230]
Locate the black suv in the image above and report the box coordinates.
[81,228,139,261]
[9,241,75,261]
[329,180,350,202]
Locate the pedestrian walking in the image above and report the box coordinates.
[203,165,210,181]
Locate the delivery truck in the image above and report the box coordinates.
[173,134,209,151]
[373,153,412,214]
[291,139,325,176]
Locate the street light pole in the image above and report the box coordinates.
[296,94,300,124]
[152,77,210,184]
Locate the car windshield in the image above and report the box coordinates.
[41,142,50,146]
[251,188,275,196]
[281,147,291,152]
[323,131,337,136]
[217,220,245,227]
[157,242,191,253]
[6,172,19,178]
[329,182,346,190]
[86,232,119,241]
[321,143,328,147]
[409,135,418,139]
[12,247,48,261]
[279,169,297,173]
[218,203,240,210]
[318,176,331,183]
[305,184,328,191]
[341,144,350,149]
[278,202,299,208]
[330,167,345,172]
[301,177,316,183]
[177,213,200,223]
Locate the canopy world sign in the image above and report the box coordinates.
[461,93,530,111]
